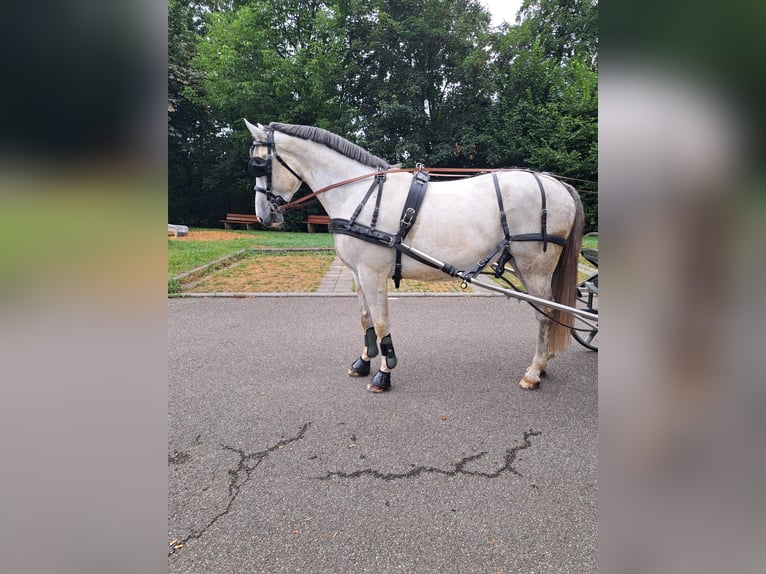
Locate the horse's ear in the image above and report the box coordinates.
[243,118,266,140]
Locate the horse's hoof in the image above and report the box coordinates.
[519,376,540,390]
[367,370,391,393]
[348,357,370,377]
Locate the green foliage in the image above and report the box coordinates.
[491,3,598,230]
[169,0,599,231]
[337,0,495,165]
[168,0,236,227]
[518,0,598,65]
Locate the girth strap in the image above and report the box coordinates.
[393,170,429,288]
[398,170,429,239]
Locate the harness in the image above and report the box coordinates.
[329,169,568,288]
[246,131,567,288]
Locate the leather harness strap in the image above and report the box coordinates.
[349,169,386,227]
[328,218,396,246]
[493,172,511,240]
[393,170,429,288]
[530,171,549,252]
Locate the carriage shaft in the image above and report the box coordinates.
[464,276,598,324]
[400,243,597,324]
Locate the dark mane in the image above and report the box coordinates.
[270,123,390,169]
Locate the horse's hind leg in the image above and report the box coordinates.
[520,313,553,389]
[517,272,555,390]
[348,270,378,378]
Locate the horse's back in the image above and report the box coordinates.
[408,171,577,261]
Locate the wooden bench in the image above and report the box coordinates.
[304,214,330,233]
[219,213,260,230]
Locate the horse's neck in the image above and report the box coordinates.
[282,136,378,216]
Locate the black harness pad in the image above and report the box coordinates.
[393,171,429,288]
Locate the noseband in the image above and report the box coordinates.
[248,126,303,211]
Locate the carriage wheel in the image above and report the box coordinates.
[571,273,598,351]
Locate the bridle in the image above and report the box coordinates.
[248,126,303,213]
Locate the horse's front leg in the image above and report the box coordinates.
[347,270,378,378]
[352,267,397,393]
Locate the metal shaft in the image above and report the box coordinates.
[400,243,598,325]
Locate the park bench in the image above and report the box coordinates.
[304,214,330,233]
[219,213,260,230]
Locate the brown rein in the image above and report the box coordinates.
[279,167,596,213]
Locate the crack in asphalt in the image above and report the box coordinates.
[318,429,541,481]
[168,422,312,557]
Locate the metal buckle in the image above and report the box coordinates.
[401,207,415,227]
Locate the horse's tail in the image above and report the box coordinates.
[548,182,585,355]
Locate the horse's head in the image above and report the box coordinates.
[244,119,303,227]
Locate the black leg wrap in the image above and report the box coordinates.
[349,356,371,377]
[365,327,378,358]
[380,334,397,369]
[369,369,391,391]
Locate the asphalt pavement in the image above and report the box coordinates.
[168,296,597,573]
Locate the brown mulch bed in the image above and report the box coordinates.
[389,278,473,293]
[169,229,255,241]
[186,252,335,293]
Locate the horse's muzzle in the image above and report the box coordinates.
[261,211,284,228]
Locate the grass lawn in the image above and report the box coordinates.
[168,228,336,293]
[168,228,335,278]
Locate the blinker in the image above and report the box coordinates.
[248,156,271,178]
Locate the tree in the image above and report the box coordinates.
[338,0,496,166]
[490,0,598,229]
[191,0,350,128]
[169,0,598,230]
[168,0,228,226]
[183,0,358,226]
[518,0,598,65]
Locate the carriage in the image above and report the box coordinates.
[244,120,598,392]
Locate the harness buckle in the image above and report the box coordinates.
[401,207,415,227]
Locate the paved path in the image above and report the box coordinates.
[168,297,597,572]
[316,256,355,293]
